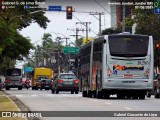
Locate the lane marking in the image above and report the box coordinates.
[123,107,131,110]
[31,94,38,97]
[46,94,53,96]
[15,95,22,97]
[105,102,112,105]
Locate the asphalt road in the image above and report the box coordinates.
[3,88,160,120]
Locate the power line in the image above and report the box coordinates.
[73,14,97,35]
[94,0,123,27]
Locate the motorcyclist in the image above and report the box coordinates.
[25,78,30,89]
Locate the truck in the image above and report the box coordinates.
[31,67,53,90]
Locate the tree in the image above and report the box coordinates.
[0,0,50,74]
[124,1,160,67]
[102,27,121,35]
[75,37,83,46]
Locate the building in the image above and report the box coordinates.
[110,0,133,32]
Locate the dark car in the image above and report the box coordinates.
[40,79,52,90]
[153,74,160,98]
[146,74,159,98]
[51,73,79,94]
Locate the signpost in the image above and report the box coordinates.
[24,67,33,72]
[63,47,80,54]
[48,6,62,11]
[154,0,160,14]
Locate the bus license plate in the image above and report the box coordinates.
[124,74,133,78]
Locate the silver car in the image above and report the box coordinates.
[51,73,79,94]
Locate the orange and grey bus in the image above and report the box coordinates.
[79,32,154,99]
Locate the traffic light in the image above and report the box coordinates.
[156,43,160,55]
[156,44,160,48]
[66,6,72,19]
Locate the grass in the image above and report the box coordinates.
[0,91,26,120]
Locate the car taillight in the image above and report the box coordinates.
[57,79,63,83]
[145,69,149,76]
[20,78,22,83]
[74,79,79,83]
[5,79,8,83]
[108,69,111,76]
[41,82,44,84]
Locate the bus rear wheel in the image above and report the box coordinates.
[18,87,22,90]
[82,90,87,97]
[139,93,145,100]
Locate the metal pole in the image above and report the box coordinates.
[86,22,88,42]
[58,39,60,75]
[68,54,70,72]
[76,28,78,41]
[99,13,102,36]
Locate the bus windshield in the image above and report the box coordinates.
[7,69,21,76]
[108,35,149,57]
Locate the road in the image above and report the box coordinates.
[3,88,160,120]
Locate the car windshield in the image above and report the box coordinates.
[41,79,51,83]
[59,74,76,79]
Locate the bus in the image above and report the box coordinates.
[79,32,154,99]
[5,68,23,90]
[31,67,52,90]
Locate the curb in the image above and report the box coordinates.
[2,90,40,120]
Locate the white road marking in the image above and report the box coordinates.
[105,102,112,105]
[123,107,131,110]
[15,95,22,97]
[31,94,38,97]
[46,94,53,96]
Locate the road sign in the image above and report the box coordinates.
[63,47,80,54]
[24,67,33,72]
[48,6,62,11]
[154,0,160,14]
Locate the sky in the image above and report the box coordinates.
[16,0,112,68]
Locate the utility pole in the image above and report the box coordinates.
[67,28,80,41]
[89,12,104,36]
[76,22,91,42]
[60,37,70,46]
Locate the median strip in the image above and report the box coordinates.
[0,91,26,120]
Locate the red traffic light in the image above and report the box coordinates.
[66,6,72,19]
[156,44,160,48]
[66,6,72,13]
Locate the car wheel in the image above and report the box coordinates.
[71,91,74,94]
[18,87,22,90]
[56,90,59,94]
[51,89,55,94]
[6,86,10,90]
[146,91,151,98]
[139,93,145,100]
[82,90,87,97]
[75,90,79,94]
[154,88,160,98]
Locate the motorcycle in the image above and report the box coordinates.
[25,83,30,90]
